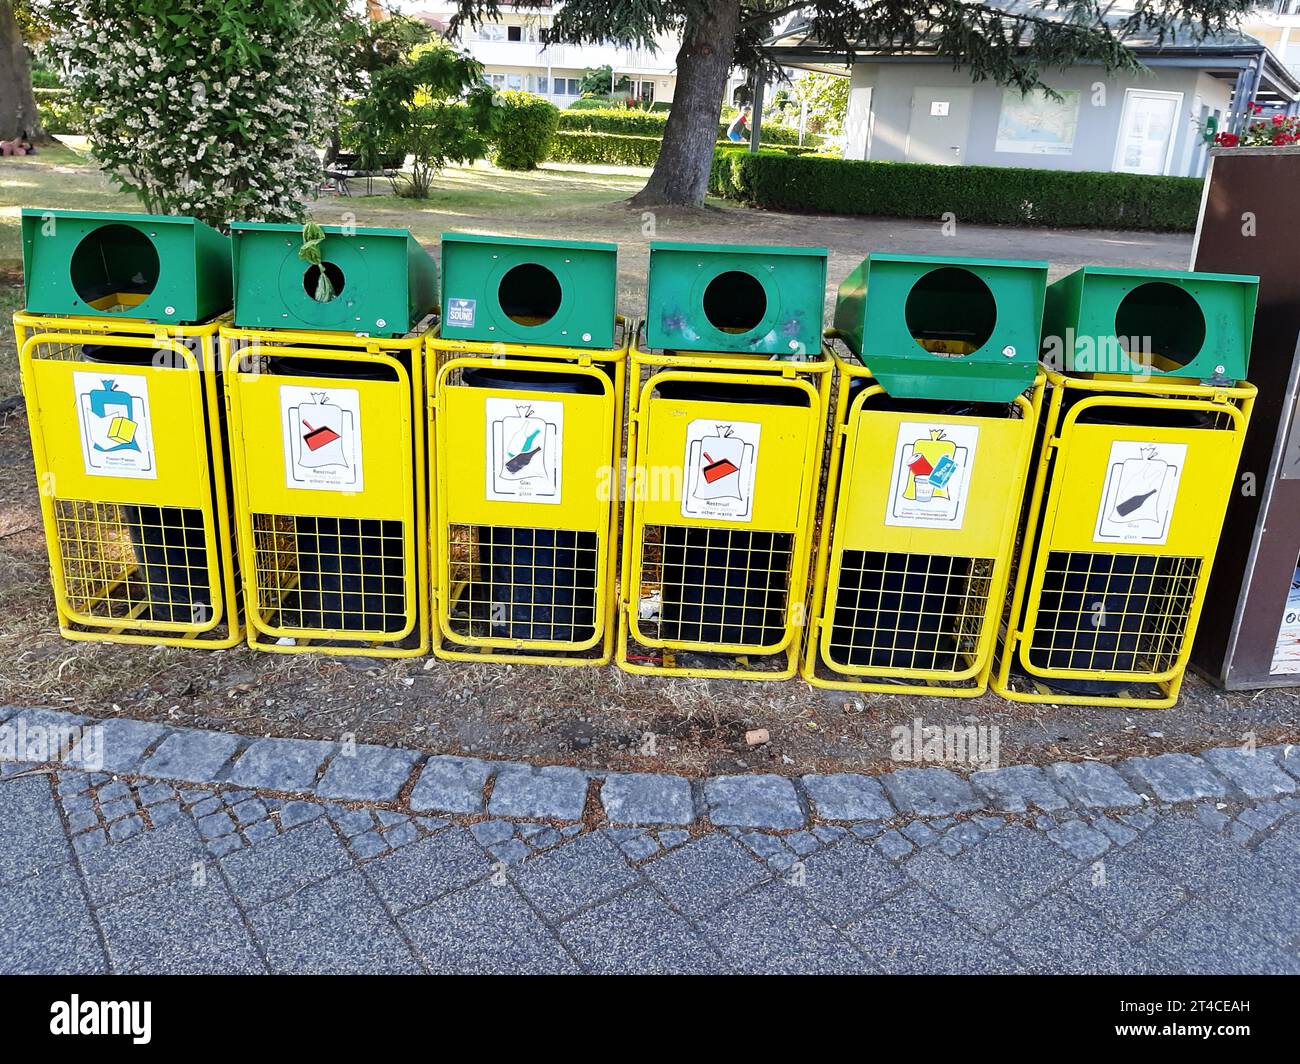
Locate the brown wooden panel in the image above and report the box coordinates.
[1191,147,1300,687]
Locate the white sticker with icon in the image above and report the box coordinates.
[486,397,562,503]
[682,419,760,521]
[74,371,157,479]
[885,422,977,529]
[1094,440,1186,544]
[281,384,364,491]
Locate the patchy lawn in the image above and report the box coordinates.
[2,141,1294,780]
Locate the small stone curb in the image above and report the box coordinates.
[1,705,1295,834]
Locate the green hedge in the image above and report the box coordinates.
[490,90,560,170]
[709,150,1202,232]
[33,87,87,135]
[550,131,820,167]
[556,107,816,146]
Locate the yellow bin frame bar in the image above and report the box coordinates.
[803,339,1044,696]
[427,320,627,666]
[220,323,430,657]
[618,323,832,680]
[14,311,242,648]
[993,369,1255,708]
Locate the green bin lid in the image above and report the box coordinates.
[833,253,1048,402]
[21,208,231,324]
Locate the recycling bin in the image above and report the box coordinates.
[439,233,618,349]
[802,254,1047,695]
[14,314,241,647]
[993,266,1258,708]
[21,209,230,324]
[833,254,1047,402]
[644,241,827,357]
[618,243,831,680]
[221,325,429,656]
[429,250,625,666]
[231,222,437,338]
[1042,266,1257,380]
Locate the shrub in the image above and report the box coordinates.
[708,150,1202,232]
[567,96,615,110]
[490,90,560,170]
[33,88,86,135]
[550,131,818,167]
[354,43,490,198]
[47,0,348,227]
[557,107,816,145]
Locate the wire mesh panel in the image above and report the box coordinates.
[1025,551,1200,676]
[618,327,832,680]
[826,551,995,673]
[802,346,1041,696]
[251,514,408,634]
[221,326,428,656]
[445,525,600,643]
[15,314,241,646]
[993,370,1255,707]
[638,525,793,648]
[430,325,625,665]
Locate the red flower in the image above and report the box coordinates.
[1274,114,1285,125]
[1254,103,1264,114]
[1215,131,1240,147]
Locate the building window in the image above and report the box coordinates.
[477,24,505,42]
[552,78,580,96]
[506,73,523,90]
[533,76,549,94]
[485,73,506,90]
[507,25,523,42]
[631,79,655,102]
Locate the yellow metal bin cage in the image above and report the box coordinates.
[618,326,832,680]
[992,371,1255,707]
[221,324,430,656]
[802,341,1044,695]
[428,323,627,665]
[15,313,242,647]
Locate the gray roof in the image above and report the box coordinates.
[777,1,1264,54]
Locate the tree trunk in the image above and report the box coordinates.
[630,0,740,208]
[0,0,47,144]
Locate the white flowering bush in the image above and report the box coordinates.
[48,0,348,228]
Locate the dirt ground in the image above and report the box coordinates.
[2,155,1296,778]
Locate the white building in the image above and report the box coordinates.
[397,2,746,108]
[767,2,1300,177]
[1243,0,1300,77]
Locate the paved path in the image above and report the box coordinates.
[1,707,1297,974]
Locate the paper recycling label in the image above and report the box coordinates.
[74,371,157,479]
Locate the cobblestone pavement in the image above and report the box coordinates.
[1,706,1298,974]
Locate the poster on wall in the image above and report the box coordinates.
[1093,440,1186,545]
[281,384,364,492]
[486,397,563,503]
[995,88,1080,155]
[74,371,158,479]
[884,422,978,529]
[1270,568,1300,676]
[682,420,760,521]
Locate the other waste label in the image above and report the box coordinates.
[682,420,760,521]
[281,385,364,491]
